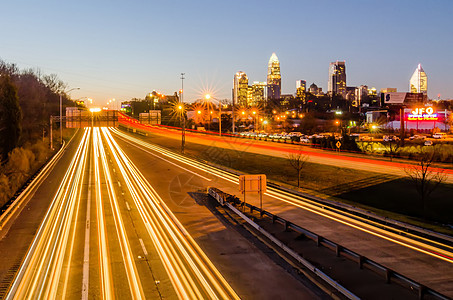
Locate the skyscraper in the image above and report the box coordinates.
[328,61,346,97]
[267,53,281,100]
[233,71,249,107]
[296,80,306,103]
[410,64,427,94]
[251,81,267,106]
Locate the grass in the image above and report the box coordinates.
[122,126,453,235]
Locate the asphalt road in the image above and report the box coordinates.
[111,127,453,298]
[0,127,324,299]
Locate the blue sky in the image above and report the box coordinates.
[1,0,452,105]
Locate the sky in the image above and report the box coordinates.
[1,0,452,105]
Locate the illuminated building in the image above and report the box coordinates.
[296,80,306,103]
[410,64,427,94]
[251,81,267,106]
[296,80,306,92]
[380,88,397,93]
[355,85,368,107]
[233,71,249,107]
[309,83,323,96]
[328,61,346,97]
[267,53,281,100]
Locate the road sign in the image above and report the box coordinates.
[336,141,341,149]
[239,174,266,194]
[239,174,267,213]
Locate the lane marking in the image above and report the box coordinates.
[125,202,131,211]
[139,238,148,256]
[113,133,212,182]
[81,140,92,300]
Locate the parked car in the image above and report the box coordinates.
[409,135,426,140]
[424,140,433,146]
[300,137,310,143]
[359,135,373,141]
[432,132,446,139]
[383,135,399,142]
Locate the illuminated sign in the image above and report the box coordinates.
[407,107,438,121]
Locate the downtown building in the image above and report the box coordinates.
[233,71,249,107]
[327,61,347,97]
[267,52,281,100]
[409,64,428,94]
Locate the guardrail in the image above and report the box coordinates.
[208,187,450,300]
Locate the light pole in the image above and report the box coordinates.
[60,87,80,145]
[205,94,222,136]
[180,73,185,153]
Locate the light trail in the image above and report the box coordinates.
[94,127,145,299]
[7,128,91,299]
[103,127,239,299]
[110,128,453,264]
[93,127,114,299]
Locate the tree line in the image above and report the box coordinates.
[0,59,75,208]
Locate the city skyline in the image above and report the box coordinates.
[1,0,452,104]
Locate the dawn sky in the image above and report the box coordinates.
[1,0,452,105]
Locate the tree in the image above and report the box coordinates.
[287,150,309,188]
[0,75,22,161]
[383,138,400,161]
[404,149,447,219]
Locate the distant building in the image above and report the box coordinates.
[308,83,323,96]
[251,81,267,106]
[355,85,368,107]
[296,80,306,92]
[410,64,428,94]
[267,53,281,100]
[296,80,306,103]
[380,88,397,93]
[328,61,347,97]
[233,71,249,107]
[345,86,356,103]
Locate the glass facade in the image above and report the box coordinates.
[267,53,281,100]
[410,64,428,94]
[233,71,249,107]
[328,61,347,97]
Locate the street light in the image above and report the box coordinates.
[60,87,80,145]
[205,94,222,136]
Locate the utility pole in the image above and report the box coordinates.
[181,73,185,153]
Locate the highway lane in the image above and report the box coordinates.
[4,127,240,299]
[111,127,453,297]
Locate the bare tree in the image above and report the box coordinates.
[383,138,400,161]
[288,151,309,188]
[404,149,447,218]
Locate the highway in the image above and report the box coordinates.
[110,127,453,297]
[1,124,452,298]
[3,127,241,299]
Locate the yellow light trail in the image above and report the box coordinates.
[94,127,145,299]
[103,128,239,299]
[110,128,453,265]
[7,128,91,299]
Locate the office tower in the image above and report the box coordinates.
[328,61,347,97]
[296,80,306,92]
[296,80,306,103]
[267,53,281,100]
[251,81,267,106]
[410,64,427,94]
[233,71,249,107]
